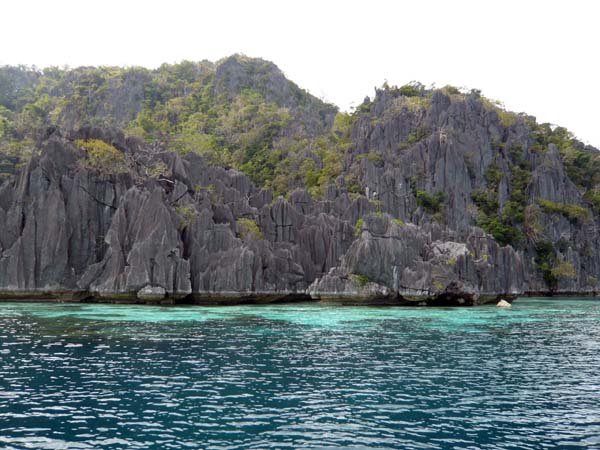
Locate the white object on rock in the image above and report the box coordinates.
[497,299,512,308]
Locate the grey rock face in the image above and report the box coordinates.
[309,215,524,305]
[1,84,599,303]
[78,187,192,297]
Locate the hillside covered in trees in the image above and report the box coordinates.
[1,55,600,304]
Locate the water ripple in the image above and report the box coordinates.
[0,299,599,448]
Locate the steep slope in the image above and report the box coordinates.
[0,55,337,186]
[1,59,599,304]
[332,86,600,295]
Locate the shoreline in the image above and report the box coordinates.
[0,290,597,307]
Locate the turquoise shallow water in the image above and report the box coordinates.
[1,298,599,449]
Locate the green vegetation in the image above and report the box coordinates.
[236,217,263,240]
[355,218,364,237]
[441,85,461,96]
[476,216,523,247]
[398,81,425,97]
[498,109,518,128]
[366,151,382,162]
[352,273,370,287]
[583,189,600,214]
[471,188,499,216]
[535,240,558,289]
[175,205,197,229]
[271,111,355,198]
[415,190,446,214]
[146,160,171,179]
[484,162,503,189]
[75,139,128,175]
[471,157,531,247]
[0,58,341,196]
[490,137,504,152]
[399,125,430,150]
[369,199,384,211]
[459,96,600,222]
[537,198,589,223]
[534,241,577,289]
[526,123,600,209]
[502,163,532,223]
[393,218,406,227]
[551,261,577,280]
[403,96,431,110]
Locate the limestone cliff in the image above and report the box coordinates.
[0,58,599,304]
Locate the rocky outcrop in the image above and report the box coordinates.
[1,68,600,304]
[77,187,192,298]
[308,215,523,305]
[0,131,340,302]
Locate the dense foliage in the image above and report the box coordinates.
[75,139,128,175]
[0,56,338,192]
[236,217,263,241]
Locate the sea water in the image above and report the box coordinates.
[0,298,599,449]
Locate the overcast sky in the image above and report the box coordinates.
[2,0,599,146]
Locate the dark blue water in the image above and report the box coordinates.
[1,299,599,449]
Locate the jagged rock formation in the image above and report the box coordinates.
[1,57,599,305]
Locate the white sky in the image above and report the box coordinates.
[2,0,599,147]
